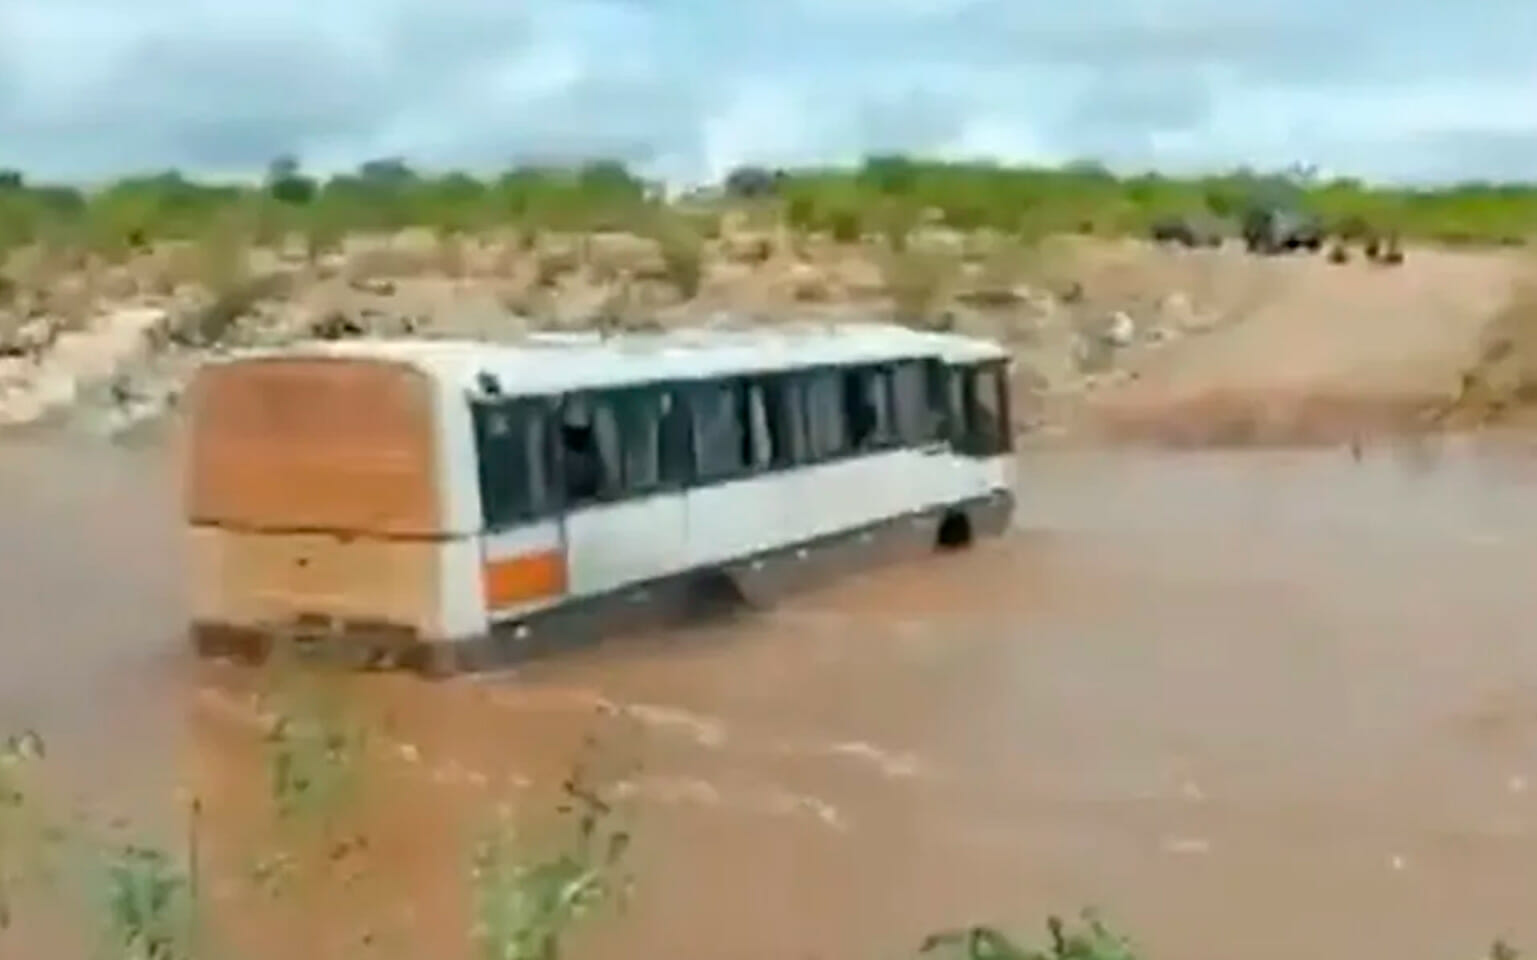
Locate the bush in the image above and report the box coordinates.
[882,247,957,328]
[652,219,704,300]
[829,208,862,244]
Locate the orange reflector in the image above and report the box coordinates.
[483,550,566,608]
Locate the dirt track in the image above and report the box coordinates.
[1075,244,1529,443]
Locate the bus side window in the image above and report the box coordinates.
[921,360,955,446]
[758,373,807,468]
[614,387,663,494]
[558,394,622,505]
[892,360,938,446]
[944,366,967,449]
[658,389,692,487]
[744,380,774,470]
[804,370,849,461]
[472,397,554,528]
[971,362,1012,454]
[840,364,891,451]
[691,379,748,482]
[946,362,1012,456]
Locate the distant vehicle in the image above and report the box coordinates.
[1149,214,1224,248]
[723,166,784,199]
[1242,206,1325,254]
[181,324,1016,675]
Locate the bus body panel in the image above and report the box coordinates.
[563,492,690,599]
[678,448,952,571]
[437,536,491,641]
[186,525,443,639]
[185,357,444,536]
[432,377,486,537]
[481,521,567,623]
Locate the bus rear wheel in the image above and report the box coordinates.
[936,510,973,550]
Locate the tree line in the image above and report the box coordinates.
[3,154,1536,254]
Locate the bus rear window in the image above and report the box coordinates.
[185,358,441,535]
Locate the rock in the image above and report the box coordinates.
[700,261,754,301]
[1105,310,1136,347]
[785,263,833,303]
[719,232,776,265]
[348,277,396,296]
[546,281,615,331]
[909,227,966,258]
[0,316,58,357]
[392,227,441,257]
[1073,332,1115,374]
[1160,292,1194,324]
[831,256,886,299]
[587,232,664,277]
[955,283,1028,309]
[0,306,176,427]
[311,311,366,340]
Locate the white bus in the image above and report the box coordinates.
[182,323,1015,674]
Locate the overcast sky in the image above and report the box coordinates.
[1,0,1534,185]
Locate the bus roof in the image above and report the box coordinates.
[203,322,1010,397]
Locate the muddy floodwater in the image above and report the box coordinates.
[4,432,1537,960]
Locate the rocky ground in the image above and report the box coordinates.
[1,221,1531,444]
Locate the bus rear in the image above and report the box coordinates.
[182,354,473,668]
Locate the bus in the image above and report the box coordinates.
[182,323,1015,674]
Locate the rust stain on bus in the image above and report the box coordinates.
[184,357,441,536]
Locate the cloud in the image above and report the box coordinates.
[0,0,1532,185]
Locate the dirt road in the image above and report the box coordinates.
[1078,244,1529,442]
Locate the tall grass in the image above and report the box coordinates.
[469,758,633,960]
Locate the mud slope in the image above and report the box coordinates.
[1082,246,1528,444]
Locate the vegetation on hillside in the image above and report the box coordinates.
[3,156,1537,262]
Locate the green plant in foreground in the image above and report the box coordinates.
[470,740,634,960]
[0,731,51,931]
[469,818,629,960]
[261,671,370,829]
[97,843,197,960]
[919,910,1138,960]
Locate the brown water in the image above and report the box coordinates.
[3,432,1537,960]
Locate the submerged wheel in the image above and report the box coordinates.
[936,511,973,550]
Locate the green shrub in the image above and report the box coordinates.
[829,208,862,244]
[654,220,704,299]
